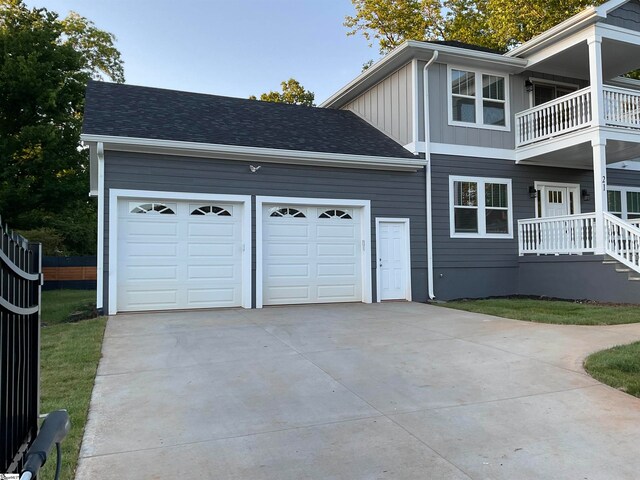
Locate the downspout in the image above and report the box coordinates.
[423,51,438,300]
[96,142,104,312]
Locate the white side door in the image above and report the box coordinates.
[377,220,411,301]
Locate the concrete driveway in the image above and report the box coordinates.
[77,302,640,479]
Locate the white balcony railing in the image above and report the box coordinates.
[603,85,640,128]
[518,213,597,255]
[515,87,592,147]
[515,85,640,147]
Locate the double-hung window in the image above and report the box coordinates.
[608,187,640,219]
[450,176,513,238]
[449,67,509,130]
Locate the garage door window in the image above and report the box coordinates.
[319,209,352,219]
[129,202,176,214]
[270,207,306,218]
[190,205,232,216]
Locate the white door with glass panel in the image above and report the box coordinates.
[536,183,579,218]
[544,187,569,217]
[377,220,410,301]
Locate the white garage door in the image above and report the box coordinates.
[117,200,244,312]
[262,204,362,305]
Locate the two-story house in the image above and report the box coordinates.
[82,0,640,314]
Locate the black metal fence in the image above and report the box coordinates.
[0,219,42,474]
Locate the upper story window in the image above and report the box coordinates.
[449,176,513,238]
[608,187,640,219]
[449,67,509,130]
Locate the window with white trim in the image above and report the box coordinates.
[608,187,640,219]
[449,67,509,129]
[449,176,512,238]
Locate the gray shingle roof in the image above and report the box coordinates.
[82,81,416,159]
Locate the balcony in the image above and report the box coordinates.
[515,85,640,148]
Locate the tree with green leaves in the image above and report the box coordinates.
[345,0,445,54]
[345,0,604,53]
[0,0,124,255]
[250,78,315,106]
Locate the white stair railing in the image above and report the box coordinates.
[515,87,592,147]
[603,212,640,274]
[518,213,597,255]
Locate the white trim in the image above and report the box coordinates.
[255,196,372,309]
[107,189,252,315]
[96,143,104,310]
[430,143,515,160]
[607,185,640,219]
[375,218,412,302]
[447,65,511,132]
[449,176,514,239]
[515,126,599,162]
[320,40,526,109]
[596,22,640,45]
[81,134,426,172]
[513,27,594,68]
[533,181,582,218]
[506,7,600,58]
[528,77,580,90]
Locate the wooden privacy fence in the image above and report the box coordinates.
[0,220,42,474]
[43,256,96,290]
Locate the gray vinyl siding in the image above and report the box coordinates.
[430,153,640,300]
[604,0,640,32]
[416,62,520,149]
[416,63,591,149]
[102,151,428,308]
[343,63,414,146]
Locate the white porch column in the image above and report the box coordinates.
[588,36,604,126]
[592,138,607,254]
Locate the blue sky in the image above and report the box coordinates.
[26,0,376,103]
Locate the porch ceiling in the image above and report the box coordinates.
[517,138,640,169]
[527,39,640,80]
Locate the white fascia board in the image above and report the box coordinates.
[514,27,595,68]
[506,8,600,58]
[597,23,640,45]
[422,142,516,161]
[320,41,527,109]
[597,0,632,15]
[514,127,599,162]
[80,134,426,172]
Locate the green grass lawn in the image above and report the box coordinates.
[38,290,106,480]
[585,342,640,398]
[41,289,96,325]
[440,298,640,325]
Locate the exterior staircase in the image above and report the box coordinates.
[602,257,640,282]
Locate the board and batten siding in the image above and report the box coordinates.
[342,63,414,146]
[102,151,428,308]
[429,154,640,300]
[604,0,640,32]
